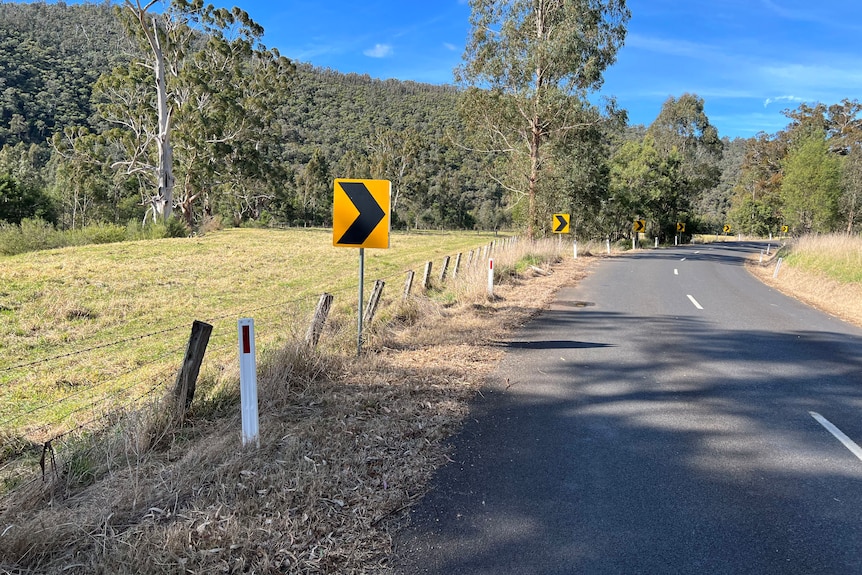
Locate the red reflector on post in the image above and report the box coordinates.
[242,325,251,354]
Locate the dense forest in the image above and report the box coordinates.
[1,1,860,243]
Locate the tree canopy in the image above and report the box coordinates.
[2,2,861,240]
[457,0,630,238]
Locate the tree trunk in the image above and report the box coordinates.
[134,6,174,222]
[528,124,541,240]
[152,18,174,222]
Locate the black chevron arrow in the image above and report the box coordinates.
[337,181,385,245]
[554,214,568,233]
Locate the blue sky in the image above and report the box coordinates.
[26,0,862,140]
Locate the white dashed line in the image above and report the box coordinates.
[674,269,679,275]
[687,295,703,310]
[810,412,862,462]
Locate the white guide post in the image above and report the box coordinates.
[573,240,578,260]
[238,318,260,448]
[487,258,494,298]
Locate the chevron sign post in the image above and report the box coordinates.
[333,179,391,356]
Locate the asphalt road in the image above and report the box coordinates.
[392,242,862,575]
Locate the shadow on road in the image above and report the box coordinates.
[391,305,862,574]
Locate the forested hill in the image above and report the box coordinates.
[4,2,857,239]
[0,1,502,230]
[0,1,126,147]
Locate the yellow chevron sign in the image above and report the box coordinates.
[553,213,570,234]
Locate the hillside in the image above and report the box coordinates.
[0,1,504,232]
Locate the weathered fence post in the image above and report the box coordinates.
[422,261,433,290]
[439,255,450,282]
[453,253,462,278]
[403,270,415,300]
[305,293,333,349]
[174,320,213,414]
[467,250,475,267]
[364,280,385,324]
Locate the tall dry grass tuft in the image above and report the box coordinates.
[748,233,862,328]
[446,237,564,304]
[786,233,862,283]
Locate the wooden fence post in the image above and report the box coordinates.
[439,255,450,282]
[453,252,462,279]
[305,293,333,348]
[364,280,385,324]
[422,261,433,290]
[467,250,475,267]
[174,320,213,414]
[403,270,415,300]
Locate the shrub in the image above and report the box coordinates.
[0,217,63,255]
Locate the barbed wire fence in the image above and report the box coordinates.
[0,237,529,502]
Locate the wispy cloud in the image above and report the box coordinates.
[443,42,458,52]
[763,95,807,108]
[363,44,393,58]
[626,34,718,59]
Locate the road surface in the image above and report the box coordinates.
[393,242,862,574]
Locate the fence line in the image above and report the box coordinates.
[1,238,525,497]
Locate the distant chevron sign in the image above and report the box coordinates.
[553,213,570,234]
[333,179,390,248]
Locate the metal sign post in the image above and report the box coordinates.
[357,248,365,357]
[332,179,391,357]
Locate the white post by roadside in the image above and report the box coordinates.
[238,318,260,448]
[487,258,494,298]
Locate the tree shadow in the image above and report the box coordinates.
[391,306,862,574]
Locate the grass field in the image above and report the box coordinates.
[0,228,580,574]
[0,227,505,444]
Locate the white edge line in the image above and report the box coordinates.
[687,294,704,310]
[810,412,862,462]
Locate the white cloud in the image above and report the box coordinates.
[763,95,806,108]
[363,44,393,58]
[443,42,458,52]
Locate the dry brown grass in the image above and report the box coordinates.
[747,239,862,329]
[0,240,599,574]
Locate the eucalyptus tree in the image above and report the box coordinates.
[781,128,842,234]
[94,0,293,225]
[842,146,862,233]
[368,126,421,224]
[609,134,683,240]
[728,133,785,236]
[647,94,723,203]
[457,0,629,238]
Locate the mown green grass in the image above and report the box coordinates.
[0,227,504,440]
[784,234,862,283]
